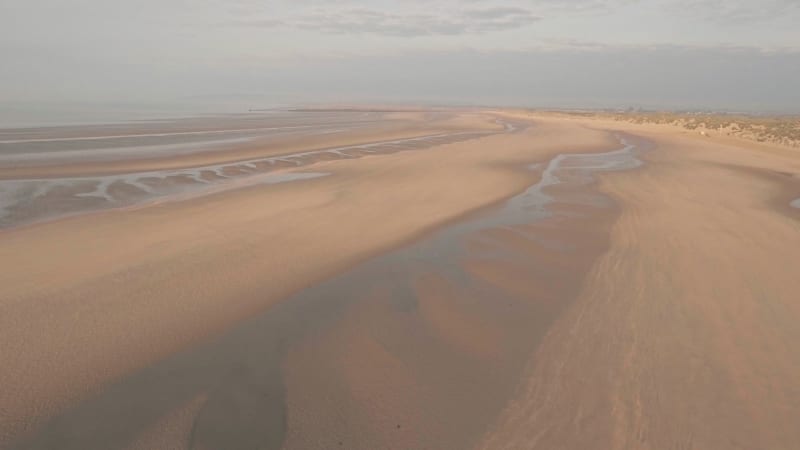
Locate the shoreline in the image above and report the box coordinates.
[0,112,499,180]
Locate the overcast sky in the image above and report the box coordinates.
[2,0,799,115]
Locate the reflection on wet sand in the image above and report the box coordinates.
[0,129,493,229]
[12,134,650,450]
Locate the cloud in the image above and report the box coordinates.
[461,6,533,19]
[232,2,542,36]
[518,0,638,14]
[666,0,800,24]
[230,0,799,38]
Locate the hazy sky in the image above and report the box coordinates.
[2,0,799,114]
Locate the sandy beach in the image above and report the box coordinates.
[2,109,799,449]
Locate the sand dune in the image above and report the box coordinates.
[2,109,799,449]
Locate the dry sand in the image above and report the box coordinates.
[2,109,799,449]
[478,113,800,450]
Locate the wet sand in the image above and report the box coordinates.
[2,109,800,449]
[0,127,494,228]
[0,111,504,228]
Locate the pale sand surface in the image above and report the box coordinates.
[0,112,618,447]
[2,109,800,449]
